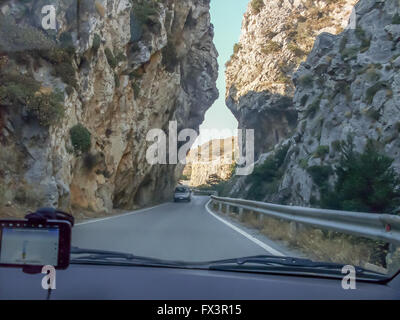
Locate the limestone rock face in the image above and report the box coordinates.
[184,137,237,187]
[225,0,357,157]
[0,0,218,214]
[228,0,400,207]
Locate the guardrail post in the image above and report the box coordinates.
[218,202,222,213]
[288,221,298,240]
[238,207,243,219]
[226,205,230,214]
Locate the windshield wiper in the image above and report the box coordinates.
[208,255,387,279]
[70,247,183,267]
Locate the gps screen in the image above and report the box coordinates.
[0,227,59,266]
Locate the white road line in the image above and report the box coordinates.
[76,203,168,226]
[205,199,285,257]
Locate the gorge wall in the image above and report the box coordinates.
[227,0,400,210]
[225,0,357,158]
[0,0,218,216]
[183,137,237,187]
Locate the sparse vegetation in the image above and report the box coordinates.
[304,96,321,119]
[132,82,141,98]
[287,42,305,57]
[246,144,290,201]
[0,72,64,126]
[233,43,242,55]
[162,40,180,72]
[92,34,101,53]
[298,74,314,88]
[26,89,65,127]
[366,108,381,121]
[320,138,400,213]
[114,73,120,88]
[262,40,282,54]
[105,48,118,69]
[132,0,160,26]
[392,13,400,25]
[313,145,330,159]
[331,140,342,152]
[218,207,388,268]
[307,165,333,188]
[251,0,265,14]
[341,46,359,61]
[366,82,390,104]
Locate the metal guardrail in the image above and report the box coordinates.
[210,196,400,245]
[193,189,218,196]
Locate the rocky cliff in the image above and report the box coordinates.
[183,137,237,187]
[0,0,218,216]
[225,0,357,158]
[228,0,400,210]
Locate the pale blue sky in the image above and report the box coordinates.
[195,0,249,145]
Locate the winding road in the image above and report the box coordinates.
[72,196,285,262]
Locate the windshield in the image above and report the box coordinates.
[1,0,400,282]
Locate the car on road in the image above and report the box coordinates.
[174,186,192,202]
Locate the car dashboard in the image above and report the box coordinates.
[1,263,399,300]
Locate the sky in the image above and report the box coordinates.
[194,0,249,146]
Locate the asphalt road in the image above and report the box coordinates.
[72,196,275,262]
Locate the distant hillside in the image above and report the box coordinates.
[183,137,237,187]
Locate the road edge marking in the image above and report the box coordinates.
[205,199,285,257]
[76,203,168,226]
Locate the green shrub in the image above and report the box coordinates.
[54,62,77,88]
[298,74,314,88]
[313,145,330,159]
[133,0,159,26]
[304,97,320,119]
[365,82,389,104]
[307,165,333,188]
[392,13,400,24]
[320,138,400,213]
[251,0,265,13]
[132,82,140,98]
[0,72,64,126]
[59,32,74,49]
[92,33,101,53]
[70,124,91,154]
[105,48,118,69]
[331,140,342,152]
[114,73,120,88]
[299,158,309,170]
[339,35,348,52]
[33,47,77,88]
[129,70,143,80]
[162,41,179,72]
[262,40,282,54]
[27,89,65,127]
[115,50,127,63]
[0,15,54,53]
[246,144,290,201]
[0,72,39,105]
[287,42,305,57]
[341,46,359,61]
[233,43,242,54]
[366,108,381,121]
[300,95,309,106]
